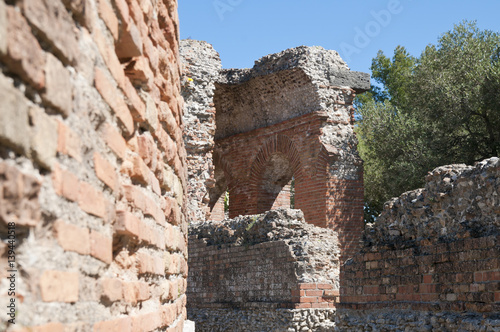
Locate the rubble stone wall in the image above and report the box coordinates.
[338,158,500,331]
[187,209,341,331]
[0,0,188,331]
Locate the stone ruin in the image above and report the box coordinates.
[181,40,500,331]
[0,0,498,330]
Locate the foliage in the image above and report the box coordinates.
[356,21,500,218]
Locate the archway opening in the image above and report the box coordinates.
[257,152,294,213]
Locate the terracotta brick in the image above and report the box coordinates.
[94,67,134,135]
[90,230,113,264]
[43,53,72,116]
[40,270,79,302]
[122,282,138,304]
[93,26,127,91]
[102,122,127,159]
[93,317,131,332]
[54,219,90,255]
[94,152,118,191]
[131,312,162,332]
[115,210,141,238]
[98,0,119,40]
[23,0,79,64]
[122,78,146,121]
[134,281,151,301]
[160,303,177,327]
[57,121,82,162]
[4,6,45,89]
[52,163,80,202]
[121,153,151,185]
[101,278,123,302]
[32,322,65,332]
[78,181,107,219]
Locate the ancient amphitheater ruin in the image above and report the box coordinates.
[0,1,498,331]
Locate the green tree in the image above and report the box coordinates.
[357,21,500,221]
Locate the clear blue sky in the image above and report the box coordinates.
[178,0,500,75]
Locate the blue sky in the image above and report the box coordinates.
[178,0,500,75]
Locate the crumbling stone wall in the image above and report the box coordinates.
[181,39,221,224]
[0,0,188,331]
[187,209,340,331]
[337,158,500,331]
[212,46,369,258]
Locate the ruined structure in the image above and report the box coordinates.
[182,41,500,331]
[0,1,498,330]
[0,0,189,331]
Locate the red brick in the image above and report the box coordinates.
[299,283,317,290]
[160,303,177,327]
[23,0,79,64]
[4,6,45,89]
[131,312,162,332]
[57,121,82,162]
[90,230,112,264]
[78,182,107,219]
[122,77,146,120]
[52,163,80,202]
[293,303,312,309]
[94,152,117,191]
[40,270,79,302]
[495,292,500,303]
[423,274,433,284]
[93,25,126,89]
[31,322,65,332]
[305,290,323,297]
[53,219,90,255]
[324,289,340,297]
[94,67,134,135]
[101,278,123,302]
[93,317,131,332]
[122,153,151,185]
[474,272,483,282]
[115,210,141,238]
[102,122,127,159]
[98,0,119,40]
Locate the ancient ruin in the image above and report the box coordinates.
[182,41,500,331]
[0,1,499,331]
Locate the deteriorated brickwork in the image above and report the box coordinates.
[338,158,500,331]
[187,209,340,331]
[213,46,369,258]
[0,0,188,331]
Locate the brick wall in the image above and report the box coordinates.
[0,0,187,331]
[340,235,500,312]
[187,210,340,311]
[337,158,500,330]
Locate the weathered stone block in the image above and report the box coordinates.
[4,6,45,89]
[116,20,143,59]
[23,0,79,64]
[0,74,30,154]
[43,53,72,116]
[29,106,58,169]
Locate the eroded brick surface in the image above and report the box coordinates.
[0,0,186,331]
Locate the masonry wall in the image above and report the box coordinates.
[337,158,500,331]
[187,209,341,331]
[0,0,187,331]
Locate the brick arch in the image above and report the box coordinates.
[248,134,305,213]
